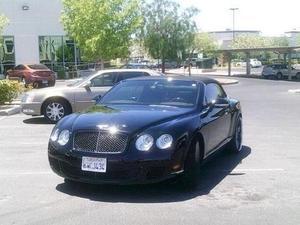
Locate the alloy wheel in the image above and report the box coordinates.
[46,102,65,122]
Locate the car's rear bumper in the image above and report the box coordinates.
[48,145,183,185]
[21,102,41,116]
[27,76,56,86]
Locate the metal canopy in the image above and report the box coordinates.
[218,46,300,80]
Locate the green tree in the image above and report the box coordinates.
[230,35,289,61]
[0,14,8,35]
[142,0,198,73]
[231,35,268,49]
[192,32,218,57]
[61,0,142,68]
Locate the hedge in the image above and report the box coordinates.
[0,80,23,105]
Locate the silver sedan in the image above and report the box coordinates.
[21,69,163,123]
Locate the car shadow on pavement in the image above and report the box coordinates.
[23,117,51,124]
[56,145,251,203]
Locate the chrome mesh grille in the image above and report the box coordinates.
[73,131,128,153]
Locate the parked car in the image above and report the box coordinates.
[184,58,198,68]
[262,64,300,80]
[233,59,262,68]
[48,76,243,184]
[21,69,164,123]
[6,64,56,88]
[120,63,152,69]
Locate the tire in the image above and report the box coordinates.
[276,72,283,80]
[227,116,242,153]
[296,73,300,80]
[20,77,28,87]
[43,99,71,123]
[33,82,39,89]
[49,80,56,87]
[180,138,203,183]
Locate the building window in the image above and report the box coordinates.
[0,36,15,74]
[39,36,80,76]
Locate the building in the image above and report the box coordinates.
[209,30,261,49]
[0,0,78,74]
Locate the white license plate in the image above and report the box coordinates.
[81,157,106,173]
[42,80,48,84]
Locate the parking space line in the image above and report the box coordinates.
[0,117,6,121]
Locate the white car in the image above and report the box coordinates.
[234,59,262,68]
[262,64,300,80]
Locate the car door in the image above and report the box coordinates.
[201,83,232,155]
[280,64,289,76]
[9,65,23,78]
[74,72,117,112]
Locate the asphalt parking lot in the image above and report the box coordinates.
[0,77,300,225]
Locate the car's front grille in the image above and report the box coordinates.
[73,131,128,154]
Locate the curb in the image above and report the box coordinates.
[0,105,21,116]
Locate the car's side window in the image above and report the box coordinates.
[90,73,116,87]
[205,83,226,104]
[15,65,25,70]
[117,72,148,82]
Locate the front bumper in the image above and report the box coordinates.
[48,144,184,185]
[21,102,41,116]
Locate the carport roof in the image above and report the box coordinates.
[218,46,300,53]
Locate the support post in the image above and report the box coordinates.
[288,51,292,81]
[227,53,232,76]
[246,52,251,76]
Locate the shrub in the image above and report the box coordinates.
[0,80,23,105]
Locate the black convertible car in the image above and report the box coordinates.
[48,77,242,184]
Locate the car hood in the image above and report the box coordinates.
[28,85,75,95]
[69,104,194,134]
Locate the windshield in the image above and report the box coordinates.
[66,72,98,87]
[28,64,49,70]
[100,79,199,107]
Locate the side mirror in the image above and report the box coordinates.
[92,95,102,104]
[214,98,229,108]
[83,81,91,91]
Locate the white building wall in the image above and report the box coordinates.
[0,0,65,65]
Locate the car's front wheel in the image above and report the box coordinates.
[227,116,242,153]
[296,72,300,80]
[179,137,203,184]
[276,72,283,80]
[43,99,71,123]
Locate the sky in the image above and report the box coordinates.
[177,0,300,36]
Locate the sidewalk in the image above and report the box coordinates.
[0,99,21,116]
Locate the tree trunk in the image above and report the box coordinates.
[188,49,195,77]
[162,58,165,74]
[100,59,105,70]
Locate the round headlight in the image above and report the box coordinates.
[135,134,154,151]
[50,129,59,142]
[57,130,70,146]
[156,134,173,149]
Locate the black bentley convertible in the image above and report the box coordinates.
[48,76,242,184]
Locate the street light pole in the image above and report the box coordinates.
[229,8,239,41]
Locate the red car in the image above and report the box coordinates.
[7,64,56,88]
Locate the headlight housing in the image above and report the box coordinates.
[156,134,173,149]
[57,130,70,146]
[22,93,34,103]
[50,129,59,142]
[135,134,154,151]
